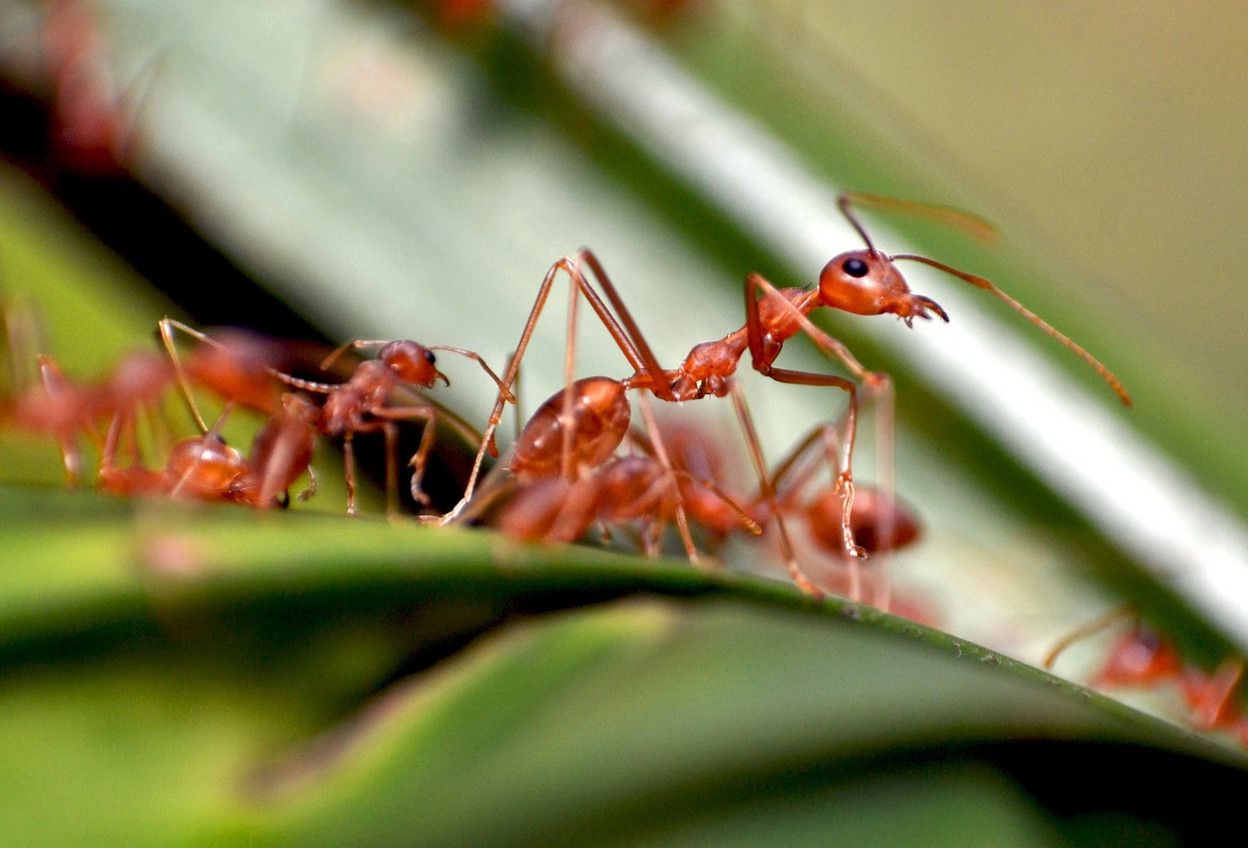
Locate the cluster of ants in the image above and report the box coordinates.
[1046,607,1248,748]
[3,192,1131,615]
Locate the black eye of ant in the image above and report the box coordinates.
[424,350,436,364]
[843,258,869,278]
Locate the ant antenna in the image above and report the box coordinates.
[839,191,1000,243]
[1043,603,1139,670]
[837,194,877,255]
[834,191,1129,407]
[427,345,516,403]
[158,317,210,432]
[891,254,1133,407]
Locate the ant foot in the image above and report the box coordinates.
[794,575,825,599]
[844,537,868,560]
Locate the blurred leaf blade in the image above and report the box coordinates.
[0,487,1242,847]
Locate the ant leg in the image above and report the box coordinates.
[372,406,438,508]
[35,355,82,486]
[728,381,822,598]
[383,421,399,519]
[636,391,700,565]
[252,421,315,510]
[297,465,318,502]
[1042,604,1139,671]
[98,409,127,481]
[445,256,656,521]
[158,318,211,432]
[745,273,879,560]
[871,374,896,612]
[746,273,877,382]
[505,352,524,440]
[342,430,359,517]
[576,249,674,400]
[1186,661,1245,730]
[559,259,581,481]
[765,421,841,504]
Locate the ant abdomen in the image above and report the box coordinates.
[510,377,630,481]
[166,434,247,500]
[803,485,921,556]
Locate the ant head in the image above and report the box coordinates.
[378,340,444,387]
[818,250,949,327]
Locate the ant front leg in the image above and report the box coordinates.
[743,275,869,562]
[373,406,438,511]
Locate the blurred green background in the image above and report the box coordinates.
[1,0,1246,844]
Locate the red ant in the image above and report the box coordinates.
[497,450,759,556]
[5,349,172,486]
[97,394,319,508]
[159,319,513,517]
[496,401,760,556]
[1045,607,1246,735]
[459,194,1127,597]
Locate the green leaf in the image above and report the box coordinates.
[0,488,1241,847]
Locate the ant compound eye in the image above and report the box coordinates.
[843,257,869,278]
[424,350,436,364]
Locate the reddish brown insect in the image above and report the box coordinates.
[458,194,1129,597]
[497,405,759,556]
[446,256,721,562]
[627,417,765,543]
[497,451,757,555]
[98,394,317,509]
[161,319,510,516]
[97,401,247,501]
[1044,608,1247,736]
[5,350,173,486]
[752,419,921,604]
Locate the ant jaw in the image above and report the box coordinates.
[435,370,451,388]
[920,296,950,322]
[890,294,950,326]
